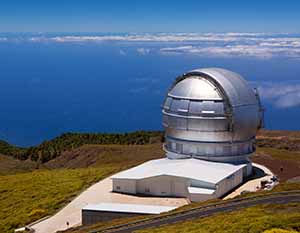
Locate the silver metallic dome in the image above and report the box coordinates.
[162,68,263,163]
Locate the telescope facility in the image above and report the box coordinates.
[112,68,263,202]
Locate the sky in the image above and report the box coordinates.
[1,0,300,33]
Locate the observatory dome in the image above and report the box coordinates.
[162,68,263,163]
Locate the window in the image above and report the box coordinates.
[145,188,150,193]
[116,186,121,190]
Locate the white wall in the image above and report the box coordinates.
[112,166,245,202]
[137,175,172,196]
[215,167,243,198]
[112,179,136,194]
[136,175,189,197]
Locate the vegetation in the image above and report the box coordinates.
[0,167,119,233]
[257,129,300,151]
[1,129,300,233]
[44,143,164,169]
[0,154,36,175]
[256,147,300,161]
[258,130,300,139]
[136,202,300,233]
[0,143,163,233]
[0,140,27,160]
[257,138,300,152]
[60,173,300,233]
[0,131,163,163]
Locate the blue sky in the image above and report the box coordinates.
[1,0,300,33]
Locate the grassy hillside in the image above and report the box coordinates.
[258,130,300,139]
[0,154,37,175]
[45,143,164,169]
[0,167,117,233]
[1,130,300,233]
[0,143,163,233]
[62,184,300,233]
[0,129,299,165]
[136,202,300,233]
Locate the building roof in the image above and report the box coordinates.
[82,203,177,215]
[111,158,246,184]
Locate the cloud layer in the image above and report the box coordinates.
[258,82,300,108]
[160,44,300,58]
[1,33,300,58]
[32,33,300,58]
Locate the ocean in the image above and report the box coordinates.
[0,33,300,146]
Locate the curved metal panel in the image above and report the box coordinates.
[162,67,263,163]
[189,68,258,106]
[169,77,223,100]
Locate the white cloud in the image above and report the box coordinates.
[258,83,300,108]
[29,37,47,42]
[22,33,297,43]
[5,33,300,58]
[136,48,151,55]
[160,43,300,58]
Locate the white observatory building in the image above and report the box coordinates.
[112,68,263,202]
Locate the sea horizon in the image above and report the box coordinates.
[1,32,300,146]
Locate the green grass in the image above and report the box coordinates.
[0,166,119,233]
[61,179,300,233]
[1,129,300,233]
[0,143,164,233]
[136,202,300,233]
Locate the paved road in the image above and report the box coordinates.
[96,193,300,233]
